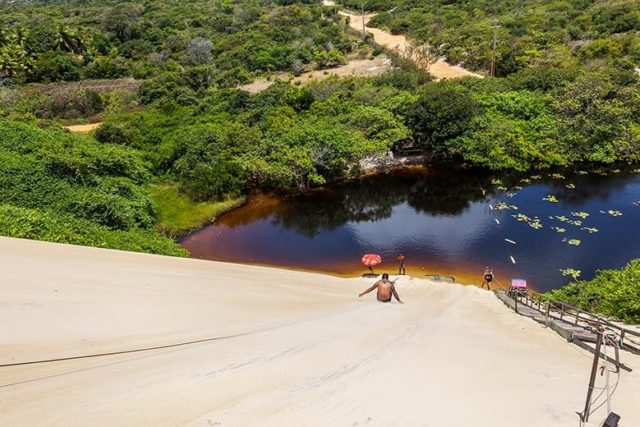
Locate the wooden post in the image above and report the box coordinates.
[545,300,550,327]
[581,325,604,423]
[361,1,366,40]
[560,304,564,320]
[490,20,501,76]
[574,311,580,326]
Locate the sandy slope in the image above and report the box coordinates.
[239,57,391,94]
[1,236,638,426]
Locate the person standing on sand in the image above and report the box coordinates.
[358,273,403,303]
[481,267,494,290]
[397,254,406,275]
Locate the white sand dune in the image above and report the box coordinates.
[1,236,638,426]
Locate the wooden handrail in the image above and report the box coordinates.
[507,287,640,341]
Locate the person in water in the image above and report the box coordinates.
[397,254,406,275]
[358,273,403,303]
[481,267,494,290]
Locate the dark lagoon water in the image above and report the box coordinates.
[181,167,640,292]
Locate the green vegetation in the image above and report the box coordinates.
[0,0,357,86]
[0,120,186,255]
[548,260,640,324]
[149,184,246,236]
[354,0,639,79]
[0,204,187,256]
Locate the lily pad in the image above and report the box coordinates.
[491,179,503,185]
[528,219,543,230]
[560,268,582,280]
[554,215,569,222]
[497,185,508,191]
[520,178,531,184]
[581,227,599,234]
[562,238,582,246]
[577,170,588,175]
[543,195,559,203]
[529,175,542,180]
[571,211,590,219]
[550,173,565,180]
[551,226,566,233]
[607,210,623,217]
[565,183,575,189]
[512,213,530,222]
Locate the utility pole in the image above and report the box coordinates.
[490,19,501,77]
[361,1,366,40]
[580,324,604,423]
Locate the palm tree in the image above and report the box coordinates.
[54,23,83,53]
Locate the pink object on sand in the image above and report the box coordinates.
[511,279,527,288]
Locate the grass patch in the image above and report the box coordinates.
[149,184,245,237]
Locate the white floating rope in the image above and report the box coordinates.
[510,256,516,264]
[494,219,500,225]
[504,239,516,245]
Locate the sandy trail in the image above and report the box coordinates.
[64,123,102,133]
[1,236,638,426]
[239,57,391,93]
[333,4,483,80]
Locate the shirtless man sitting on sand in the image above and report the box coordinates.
[358,273,403,303]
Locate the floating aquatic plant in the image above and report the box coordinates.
[560,268,582,280]
[528,219,543,230]
[571,211,590,219]
[562,238,582,246]
[581,227,599,234]
[520,178,531,184]
[551,173,565,179]
[612,169,621,174]
[491,179,503,185]
[543,195,559,203]
[607,210,623,217]
[512,213,530,222]
[554,215,569,222]
[506,192,516,198]
[633,201,640,207]
[497,185,508,191]
[577,170,588,175]
[551,226,566,233]
[633,169,640,174]
[567,219,583,226]
[513,185,523,190]
[529,175,542,180]
[565,183,575,189]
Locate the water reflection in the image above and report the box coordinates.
[181,167,640,292]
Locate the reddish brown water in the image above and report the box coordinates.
[181,167,640,292]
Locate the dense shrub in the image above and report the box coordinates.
[548,260,640,324]
[0,204,186,257]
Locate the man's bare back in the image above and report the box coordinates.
[358,275,403,303]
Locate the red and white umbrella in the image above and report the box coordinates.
[361,253,382,274]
